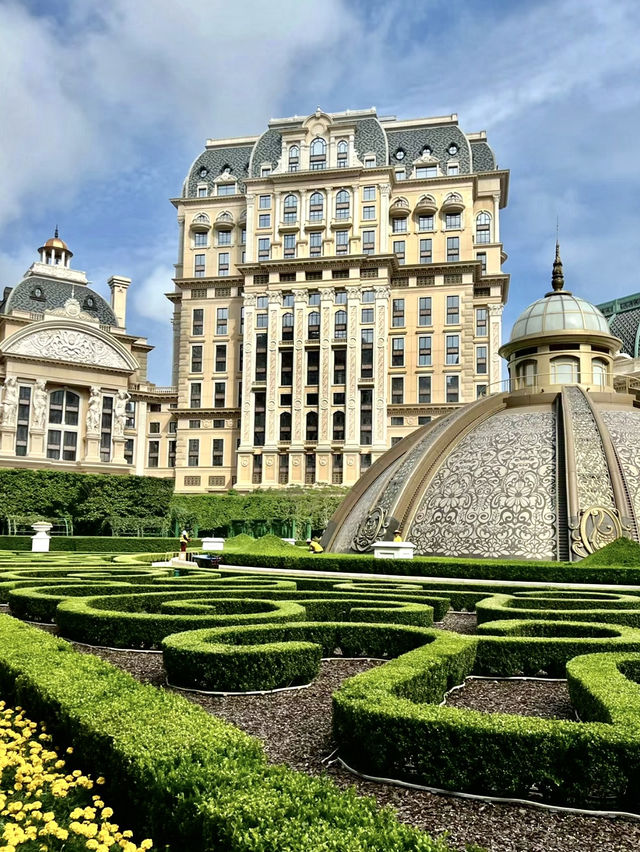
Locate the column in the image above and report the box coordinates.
[245,194,255,263]
[380,184,391,253]
[289,289,308,485]
[134,400,148,475]
[488,304,503,392]
[262,291,282,485]
[324,187,334,254]
[492,192,501,243]
[316,287,334,484]
[373,285,390,452]
[237,293,256,487]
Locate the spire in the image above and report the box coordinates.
[54,225,59,239]
[551,240,564,292]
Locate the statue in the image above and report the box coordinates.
[31,379,48,430]
[0,377,18,428]
[86,386,102,434]
[113,389,130,437]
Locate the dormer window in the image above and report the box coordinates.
[288,145,299,173]
[416,165,437,178]
[197,184,208,197]
[217,183,236,196]
[310,138,326,170]
[83,296,96,310]
[337,140,348,168]
[30,286,45,301]
[447,163,459,176]
[364,155,376,168]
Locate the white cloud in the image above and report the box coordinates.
[130,264,174,324]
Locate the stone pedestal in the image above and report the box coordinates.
[261,450,279,486]
[373,540,416,560]
[31,522,53,553]
[28,429,46,460]
[112,435,126,465]
[0,427,16,455]
[84,433,101,464]
[201,537,224,551]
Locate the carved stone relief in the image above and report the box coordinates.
[563,387,615,511]
[6,328,132,370]
[601,408,640,530]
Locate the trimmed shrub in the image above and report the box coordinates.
[581,536,640,566]
[476,591,640,628]
[0,536,201,552]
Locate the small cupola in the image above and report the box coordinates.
[500,243,622,393]
[38,228,73,268]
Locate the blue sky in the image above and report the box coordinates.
[1,0,639,384]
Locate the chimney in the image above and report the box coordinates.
[108,275,131,328]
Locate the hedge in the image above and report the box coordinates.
[333,631,640,807]
[475,591,640,628]
[0,535,201,552]
[0,615,452,851]
[567,651,640,725]
[220,550,640,585]
[162,622,436,692]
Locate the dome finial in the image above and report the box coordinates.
[54,224,59,239]
[551,239,564,292]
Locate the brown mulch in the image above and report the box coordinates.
[445,678,576,721]
[16,610,640,851]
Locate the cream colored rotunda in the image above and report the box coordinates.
[324,247,640,561]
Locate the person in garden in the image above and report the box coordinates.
[179,528,190,553]
[307,537,324,553]
[393,529,403,542]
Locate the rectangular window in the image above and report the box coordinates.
[395,168,406,181]
[217,183,235,196]
[168,439,176,467]
[168,420,177,434]
[198,186,208,197]
[305,454,315,485]
[391,416,404,426]
[419,238,433,264]
[258,213,271,228]
[124,438,134,465]
[241,228,246,245]
[361,308,374,324]
[333,392,345,405]
[194,254,205,277]
[362,205,375,220]
[446,295,460,325]
[447,164,459,176]
[447,236,460,262]
[257,295,268,308]
[191,345,203,373]
[216,307,228,335]
[476,307,488,336]
[418,335,432,366]
[192,308,204,335]
[418,296,432,327]
[446,374,460,403]
[335,230,349,255]
[333,348,346,384]
[418,376,432,404]
[476,384,487,399]
[252,454,263,484]
[280,349,293,386]
[306,349,320,385]
[418,415,431,425]
[254,392,266,447]
[362,229,375,254]
[259,195,271,209]
[194,232,207,247]
[362,290,375,303]
[148,440,160,468]
[361,328,373,379]
[392,298,405,327]
[100,396,112,463]
[217,231,231,246]
[418,214,434,231]
[218,252,230,276]
[360,389,372,445]
[15,385,31,457]
[393,240,405,264]
[149,421,161,434]
[188,420,200,429]
[190,383,201,408]
[445,212,461,229]
[215,344,227,372]
[476,345,488,374]
[214,382,226,408]
[278,454,288,484]
[477,252,487,273]
[391,337,404,367]
[392,218,407,233]
[255,333,267,381]
[416,166,437,178]
[446,334,460,365]
[391,376,404,404]
[363,186,376,201]
[212,438,224,467]
[332,453,343,484]
[283,234,296,258]
[258,238,270,261]
[309,232,322,256]
[125,400,136,429]
[188,438,199,467]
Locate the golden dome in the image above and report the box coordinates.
[38,228,73,258]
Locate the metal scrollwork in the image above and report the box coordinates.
[570,506,628,559]
[352,505,388,553]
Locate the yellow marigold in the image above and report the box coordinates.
[96,776,105,785]
[101,807,114,819]
[140,840,153,850]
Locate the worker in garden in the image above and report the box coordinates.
[307,537,324,553]
[393,529,403,542]
[179,528,190,554]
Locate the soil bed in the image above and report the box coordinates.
[444,678,576,720]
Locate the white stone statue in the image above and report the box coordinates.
[86,386,102,434]
[0,377,18,428]
[113,389,130,437]
[31,379,48,430]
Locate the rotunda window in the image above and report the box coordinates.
[592,358,607,390]
[515,359,537,389]
[551,356,580,385]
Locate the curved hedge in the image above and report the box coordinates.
[476,591,640,627]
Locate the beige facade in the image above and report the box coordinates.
[170,108,509,492]
[0,234,177,477]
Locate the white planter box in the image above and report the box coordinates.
[201,537,225,551]
[31,522,53,553]
[373,540,416,560]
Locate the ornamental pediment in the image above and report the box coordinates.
[0,320,138,372]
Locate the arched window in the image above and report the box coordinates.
[283,194,298,224]
[515,359,537,390]
[308,311,320,340]
[281,312,294,340]
[47,390,80,462]
[337,140,348,168]
[306,411,318,441]
[279,412,292,442]
[309,191,324,221]
[551,356,580,385]
[334,309,347,339]
[288,145,299,173]
[335,189,350,220]
[475,212,492,244]
[332,411,345,441]
[592,358,607,390]
[310,138,326,170]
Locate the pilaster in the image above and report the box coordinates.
[265,292,282,446]
[373,284,390,449]
[318,288,334,444]
[380,184,391,252]
[345,286,361,448]
[245,194,255,263]
[291,289,308,447]
[488,304,503,391]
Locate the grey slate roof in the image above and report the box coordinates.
[471,140,496,171]
[607,311,640,357]
[354,117,387,165]
[386,124,471,173]
[249,128,283,178]
[2,277,118,327]
[186,145,253,197]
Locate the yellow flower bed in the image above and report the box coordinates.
[0,701,153,852]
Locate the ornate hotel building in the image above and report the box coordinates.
[169,108,509,492]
